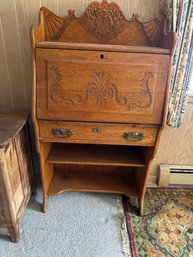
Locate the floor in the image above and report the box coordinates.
[0,188,128,257]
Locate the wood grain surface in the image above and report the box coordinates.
[2,0,192,185]
[39,121,158,146]
[46,144,146,167]
[0,120,33,242]
[48,170,139,198]
[40,4,164,46]
[31,1,171,215]
[0,109,29,148]
[36,42,171,54]
[36,49,169,124]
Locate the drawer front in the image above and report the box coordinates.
[36,49,169,124]
[39,121,158,146]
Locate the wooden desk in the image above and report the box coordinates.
[31,1,173,215]
[0,109,33,242]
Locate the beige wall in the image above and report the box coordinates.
[1,0,193,181]
[150,97,193,183]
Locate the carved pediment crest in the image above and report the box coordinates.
[41,0,165,46]
[84,0,124,36]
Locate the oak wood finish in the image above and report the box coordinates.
[36,42,171,54]
[39,121,158,146]
[31,1,173,215]
[3,0,191,185]
[47,144,146,167]
[0,109,33,242]
[41,3,164,46]
[39,142,53,212]
[36,49,169,124]
[48,170,139,198]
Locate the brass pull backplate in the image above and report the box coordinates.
[51,128,73,137]
[123,132,144,141]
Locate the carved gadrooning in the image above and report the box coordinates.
[41,1,164,46]
[48,66,153,111]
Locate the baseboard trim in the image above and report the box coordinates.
[158,164,193,186]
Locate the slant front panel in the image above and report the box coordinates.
[36,49,169,124]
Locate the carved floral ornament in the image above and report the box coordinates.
[85,0,123,36]
[48,66,153,111]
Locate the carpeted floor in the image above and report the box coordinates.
[0,188,129,257]
[123,189,193,257]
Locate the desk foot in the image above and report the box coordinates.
[43,195,48,213]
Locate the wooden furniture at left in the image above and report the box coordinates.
[0,109,34,242]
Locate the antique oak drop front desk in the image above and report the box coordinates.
[31,1,173,215]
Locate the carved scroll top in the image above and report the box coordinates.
[41,1,165,46]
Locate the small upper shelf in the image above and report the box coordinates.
[36,42,170,55]
[32,0,174,53]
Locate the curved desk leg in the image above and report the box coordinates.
[138,197,144,216]
[43,194,48,213]
[10,223,20,243]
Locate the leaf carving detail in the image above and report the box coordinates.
[48,66,153,111]
[85,1,123,36]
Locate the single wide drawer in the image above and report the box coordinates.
[39,121,158,146]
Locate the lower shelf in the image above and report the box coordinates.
[48,170,139,198]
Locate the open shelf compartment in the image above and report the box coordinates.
[46,143,146,167]
[48,168,140,198]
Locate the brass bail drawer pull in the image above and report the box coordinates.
[51,128,73,137]
[123,132,144,141]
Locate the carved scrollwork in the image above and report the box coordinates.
[49,65,74,106]
[74,72,152,110]
[41,1,165,46]
[84,0,124,37]
[74,72,128,106]
[48,66,153,111]
[125,72,153,111]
